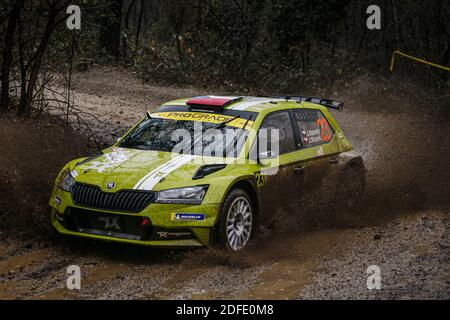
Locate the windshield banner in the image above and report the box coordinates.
[152,112,254,130]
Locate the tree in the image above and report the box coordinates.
[1,0,25,111]
[17,0,70,115]
[99,0,123,59]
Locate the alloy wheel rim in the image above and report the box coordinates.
[226,196,252,252]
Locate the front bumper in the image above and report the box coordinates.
[51,211,206,247]
[51,208,213,247]
[49,189,220,247]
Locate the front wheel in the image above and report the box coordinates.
[216,189,254,253]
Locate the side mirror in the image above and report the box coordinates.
[258,151,278,166]
[259,151,278,160]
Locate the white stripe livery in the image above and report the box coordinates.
[134,155,196,191]
[229,98,281,110]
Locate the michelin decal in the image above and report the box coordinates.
[171,213,205,221]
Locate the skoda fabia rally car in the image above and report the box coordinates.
[49,95,365,252]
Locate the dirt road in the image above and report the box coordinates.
[0,67,448,299]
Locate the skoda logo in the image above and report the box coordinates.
[106,182,116,190]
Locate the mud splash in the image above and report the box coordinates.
[0,67,448,299]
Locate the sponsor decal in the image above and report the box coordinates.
[301,128,322,144]
[54,196,62,205]
[80,148,131,173]
[105,148,130,162]
[171,213,205,221]
[156,231,191,238]
[152,112,254,130]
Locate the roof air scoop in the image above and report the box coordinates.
[187,96,243,110]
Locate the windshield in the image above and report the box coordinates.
[118,113,253,158]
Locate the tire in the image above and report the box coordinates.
[216,189,254,253]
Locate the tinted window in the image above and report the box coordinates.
[260,111,296,155]
[293,110,334,148]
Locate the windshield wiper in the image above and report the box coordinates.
[241,115,252,131]
[214,115,241,129]
[223,114,252,157]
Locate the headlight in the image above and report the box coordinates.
[59,170,75,192]
[155,186,208,204]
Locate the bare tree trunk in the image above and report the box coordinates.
[17,10,26,110]
[1,0,25,111]
[122,0,136,57]
[18,1,68,115]
[134,0,144,55]
[66,35,76,123]
[391,0,400,49]
[305,0,312,67]
[170,8,185,65]
[99,0,123,59]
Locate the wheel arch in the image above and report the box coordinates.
[212,177,259,247]
[216,177,259,224]
[230,179,259,216]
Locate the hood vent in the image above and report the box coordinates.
[192,164,227,180]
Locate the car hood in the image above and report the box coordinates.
[71,147,227,192]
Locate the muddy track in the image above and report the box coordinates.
[1,67,449,299]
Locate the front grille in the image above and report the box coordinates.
[70,183,155,213]
[67,208,152,241]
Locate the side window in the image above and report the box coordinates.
[293,110,334,148]
[260,111,296,155]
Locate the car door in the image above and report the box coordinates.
[255,110,307,225]
[291,109,339,206]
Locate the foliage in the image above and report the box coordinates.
[128,0,449,91]
[0,0,449,117]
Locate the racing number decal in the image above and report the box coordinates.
[255,172,265,187]
[316,118,332,142]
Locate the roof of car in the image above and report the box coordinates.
[160,96,328,114]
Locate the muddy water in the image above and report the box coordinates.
[0,67,448,299]
[1,209,447,299]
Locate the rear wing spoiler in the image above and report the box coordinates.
[274,95,344,111]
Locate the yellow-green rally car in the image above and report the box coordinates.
[49,96,365,252]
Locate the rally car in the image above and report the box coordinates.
[49,95,365,252]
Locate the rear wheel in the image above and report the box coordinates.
[216,189,254,253]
